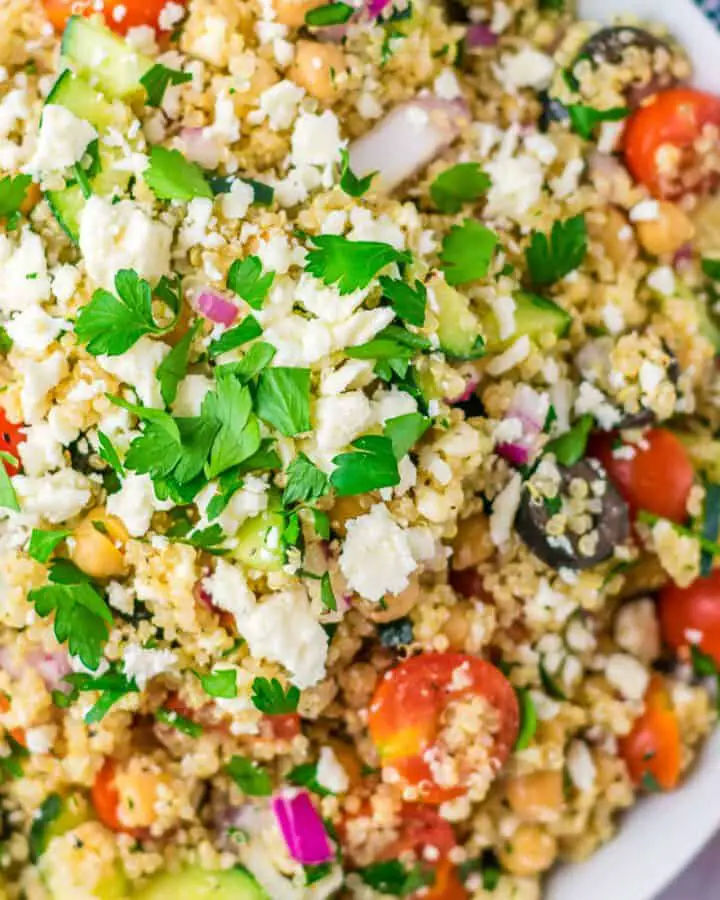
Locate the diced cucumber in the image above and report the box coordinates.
[430,276,485,360]
[232,507,286,571]
[29,793,91,862]
[481,290,571,352]
[44,68,120,130]
[61,16,152,102]
[134,866,268,900]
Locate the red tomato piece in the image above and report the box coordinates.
[368,653,519,804]
[623,88,720,198]
[92,759,131,833]
[618,676,681,791]
[43,0,183,34]
[265,713,301,740]
[659,569,720,667]
[590,428,694,524]
[0,410,25,476]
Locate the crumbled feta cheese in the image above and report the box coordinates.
[574,382,621,431]
[12,469,92,523]
[490,472,522,546]
[291,110,344,169]
[601,303,625,335]
[485,155,544,219]
[646,266,676,296]
[295,274,367,323]
[524,132,558,164]
[24,726,55,754]
[629,199,660,222]
[15,351,68,423]
[79,196,172,291]
[98,336,171,409]
[606,653,650,701]
[28,104,97,174]
[498,48,554,90]
[255,233,305,275]
[316,746,349,794]
[312,392,374,468]
[566,740,596,792]
[614,598,660,663]
[196,475,269,535]
[18,423,65,476]
[433,68,462,101]
[488,293,516,340]
[550,158,584,198]
[371,386,418,424]
[0,228,52,312]
[203,559,257,623]
[158,0,185,29]
[485,335,531,375]
[255,80,304,131]
[171,374,213,417]
[125,25,158,55]
[5,307,65,353]
[51,264,80,307]
[347,207,405,249]
[639,360,665,398]
[107,580,135,615]
[107,473,172,537]
[220,178,254,220]
[122,645,178,689]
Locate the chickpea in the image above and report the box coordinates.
[331,493,376,537]
[443,603,470,650]
[291,40,348,102]
[451,513,495,571]
[498,824,558,876]
[505,771,564,822]
[636,201,695,256]
[356,576,420,623]
[115,764,166,830]
[272,0,326,26]
[589,207,637,268]
[70,508,128,579]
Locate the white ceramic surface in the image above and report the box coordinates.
[548,3,720,898]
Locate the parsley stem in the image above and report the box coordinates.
[637,510,720,558]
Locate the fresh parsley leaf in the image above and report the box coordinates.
[202,376,259,479]
[250,676,300,715]
[690,644,717,678]
[379,276,426,326]
[227,257,275,310]
[256,367,311,436]
[0,452,19,512]
[305,863,333,885]
[75,268,177,356]
[208,315,263,358]
[330,435,400,496]
[305,1,354,25]
[525,214,587,286]
[282,510,302,551]
[430,162,491,213]
[97,431,124,476]
[459,852,501,890]
[702,258,720,281]
[320,572,336,611]
[157,320,200,406]
[0,173,31,224]
[197,668,238,699]
[182,523,227,551]
[288,762,331,797]
[28,574,112,671]
[359,860,434,897]
[62,665,139,724]
[312,508,330,539]
[0,735,28,783]
[339,148,375,198]
[383,412,431,460]
[226,755,272,795]
[701,483,720,577]
[282,454,329,507]
[567,103,628,140]
[155,707,203,737]
[140,63,193,107]
[539,0,564,9]
[27,529,70,564]
[215,341,276,381]
[144,146,213,201]
[0,325,11,354]
[514,687,538,750]
[440,219,498,285]
[545,414,593,466]
[304,234,411,294]
[346,336,413,380]
[209,175,274,206]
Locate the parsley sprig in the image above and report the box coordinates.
[430,162,491,214]
[250,676,300,715]
[141,63,192,108]
[304,234,411,294]
[144,146,213,201]
[338,148,375,198]
[525,214,587,286]
[440,218,498,285]
[0,173,32,229]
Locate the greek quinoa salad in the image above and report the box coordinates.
[3,0,720,897]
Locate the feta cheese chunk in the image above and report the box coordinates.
[0,228,52,312]
[98,336,171,409]
[28,104,97,174]
[107,473,172,537]
[122,645,178,689]
[5,307,66,353]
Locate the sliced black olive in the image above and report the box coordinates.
[538,90,569,133]
[515,459,629,570]
[377,616,414,648]
[579,26,668,67]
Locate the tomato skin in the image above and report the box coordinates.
[590,428,694,523]
[0,410,25,476]
[265,713,301,740]
[659,569,720,666]
[92,760,130,833]
[623,88,720,198]
[368,653,519,804]
[618,676,681,791]
[42,0,182,34]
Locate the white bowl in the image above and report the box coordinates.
[548,3,720,898]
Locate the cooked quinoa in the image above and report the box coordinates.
[1,0,720,898]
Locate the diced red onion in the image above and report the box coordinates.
[673,243,694,267]
[447,375,480,405]
[348,96,469,193]
[0,646,71,692]
[496,385,548,467]
[272,790,334,865]
[465,24,498,48]
[195,290,239,326]
[366,0,393,17]
[179,127,222,170]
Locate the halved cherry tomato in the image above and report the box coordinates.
[659,569,720,667]
[590,428,694,523]
[265,713,301,740]
[368,653,519,804]
[623,88,720,198]
[618,675,681,791]
[42,0,182,34]
[0,410,24,477]
[92,759,129,833]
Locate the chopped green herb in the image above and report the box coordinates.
[27,528,71,564]
[525,214,587,286]
[197,668,238,699]
[459,851,501,890]
[312,508,331,540]
[0,452,20,512]
[156,320,201,406]
[702,258,720,281]
[0,735,28,783]
[0,325,11,354]
[440,218,498,286]
[75,268,178,356]
[567,103,628,140]
[140,63,192,107]
[430,162,491,214]
[226,755,273,795]
[305,1,354,25]
[701,483,720,577]
[330,434,400,496]
[288,762,331,797]
[181,524,227,551]
[62,666,139,723]
[383,412,431,460]
[304,863,333,885]
[144,146,213,201]
[640,771,662,793]
[97,431,124,476]
[539,658,567,700]
[690,644,717,678]
[545,414,593,466]
[539,0,564,8]
[514,688,538,750]
[637,510,720,558]
[203,376,259,479]
[250,676,300,715]
[282,453,329,507]
[0,173,32,227]
[379,275,426,327]
[227,256,275,310]
[215,341,276,382]
[255,367,311,436]
[155,707,203,737]
[358,860,434,896]
[304,233,411,294]
[320,572,337,611]
[339,148,375,198]
[207,315,263,358]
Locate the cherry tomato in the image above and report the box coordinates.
[42,0,182,34]
[0,410,24,476]
[265,713,301,741]
[368,653,519,804]
[92,759,133,833]
[618,676,681,791]
[590,428,694,523]
[623,88,720,198]
[659,569,720,666]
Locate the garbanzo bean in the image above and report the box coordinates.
[356,575,420,623]
[505,770,564,821]
[589,206,637,268]
[331,493,376,537]
[636,201,695,256]
[291,41,348,102]
[272,0,325,26]
[70,508,128,579]
[115,764,166,830]
[498,824,558,876]
[451,513,495,570]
